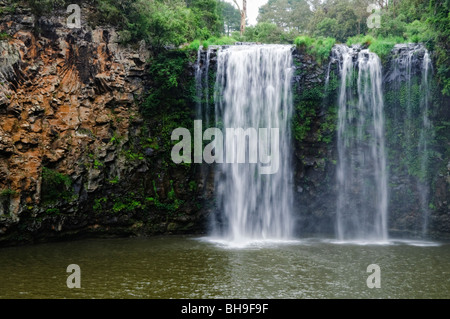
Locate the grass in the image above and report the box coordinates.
[294,36,336,65]
[346,35,406,61]
[188,36,237,51]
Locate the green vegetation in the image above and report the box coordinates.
[141,49,197,158]
[41,167,73,204]
[346,34,405,61]
[201,36,237,49]
[92,178,186,215]
[10,0,447,95]
[12,0,226,50]
[294,36,336,64]
[259,0,449,95]
[220,0,240,36]
[0,32,11,40]
[0,189,17,197]
[240,22,294,44]
[93,0,226,50]
[5,0,447,229]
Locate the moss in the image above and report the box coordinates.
[0,32,11,41]
[292,82,330,143]
[188,181,197,192]
[318,106,338,144]
[45,207,60,215]
[0,189,17,197]
[93,159,104,170]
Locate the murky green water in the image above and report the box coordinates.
[0,236,449,298]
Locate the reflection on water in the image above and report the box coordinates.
[0,236,449,298]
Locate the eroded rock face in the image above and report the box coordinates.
[0,4,448,245]
[0,3,210,245]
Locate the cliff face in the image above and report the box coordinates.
[0,3,211,245]
[291,44,450,239]
[0,5,146,207]
[0,4,448,246]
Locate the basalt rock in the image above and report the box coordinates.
[0,2,210,246]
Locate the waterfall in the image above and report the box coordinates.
[334,45,388,241]
[386,44,433,237]
[195,49,203,119]
[212,45,294,243]
[195,48,212,126]
[418,50,433,236]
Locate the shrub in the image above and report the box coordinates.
[294,35,314,48]
[188,39,201,51]
[294,36,336,64]
[41,167,73,204]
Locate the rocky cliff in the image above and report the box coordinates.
[291,43,450,239]
[0,2,448,246]
[0,2,211,245]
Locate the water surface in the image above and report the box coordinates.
[0,236,449,298]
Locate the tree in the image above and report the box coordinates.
[306,0,366,42]
[219,0,241,36]
[232,0,247,36]
[244,22,287,43]
[129,0,194,51]
[185,0,223,38]
[258,0,312,34]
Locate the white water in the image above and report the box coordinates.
[195,47,212,126]
[388,44,434,237]
[418,49,433,236]
[334,45,388,241]
[212,45,294,244]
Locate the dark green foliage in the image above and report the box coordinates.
[142,50,193,116]
[243,22,294,44]
[426,0,450,96]
[306,0,371,42]
[93,0,223,49]
[186,0,223,38]
[140,49,198,167]
[10,0,224,51]
[292,85,323,143]
[41,167,73,204]
[292,61,339,146]
[0,189,17,198]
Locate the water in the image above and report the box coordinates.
[1,236,449,298]
[418,49,432,235]
[195,47,213,127]
[334,45,388,241]
[387,44,434,237]
[212,45,294,243]
[1,45,443,300]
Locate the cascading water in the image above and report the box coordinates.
[195,47,213,126]
[334,44,388,241]
[211,45,294,243]
[386,43,434,237]
[418,50,433,236]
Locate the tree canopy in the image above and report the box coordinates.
[10,0,449,95]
